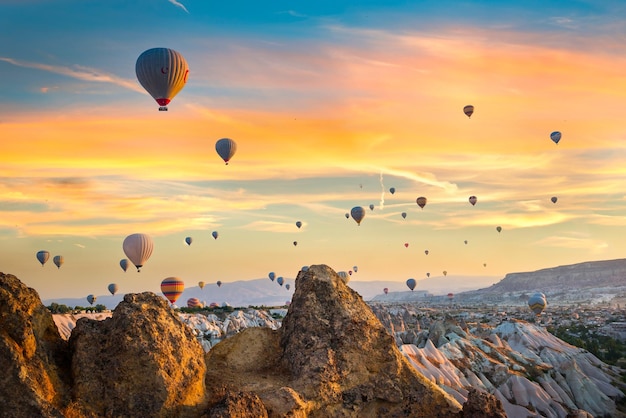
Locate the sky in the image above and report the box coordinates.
[2,0,626,301]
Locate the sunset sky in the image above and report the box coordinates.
[2,0,626,301]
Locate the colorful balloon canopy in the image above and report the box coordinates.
[469,196,477,206]
[53,255,64,269]
[187,297,202,308]
[416,196,427,209]
[123,233,154,272]
[108,283,118,295]
[383,288,388,295]
[406,278,416,291]
[215,138,237,165]
[528,292,547,315]
[350,206,366,225]
[550,131,562,144]
[161,277,184,304]
[87,294,96,305]
[135,47,189,111]
[463,105,474,118]
[198,281,205,289]
[404,243,409,248]
[447,292,454,300]
[36,250,50,266]
[185,236,192,246]
[120,259,130,272]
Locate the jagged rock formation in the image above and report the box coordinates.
[0,272,71,418]
[1,267,510,417]
[69,292,206,417]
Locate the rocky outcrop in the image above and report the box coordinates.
[0,272,71,418]
[69,292,206,417]
[461,389,506,418]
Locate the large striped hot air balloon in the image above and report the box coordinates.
[161,277,184,304]
[135,47,189,111]
[123,233,154,272]
[215,138,237,165]
[36,250,50,266]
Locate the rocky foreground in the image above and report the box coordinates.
[0,266,506,417]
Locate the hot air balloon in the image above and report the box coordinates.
[389,187,396,194]
[351,206,366,225]
[161,277,184,304]
[87,294,96,305]
[353,265,358,272]
[277,277,284,286]
[550,131,562,144]
[383,288,388,295]
[36,250,50,266]
[269,272,276,281]
[123,233,154,272]
[120,259,130,272]
[496,226,502,233]
[447,292,454,300]
[401,212,407,219]
[464,240,468,245]
[285,284,290,290]
[53,255,64,269]
[108,283,118,295]
[345,213,350,219]
[551,196,558,204]
[198,281,205,289]
[187,297,202,308]
[295,221,302,229]
[301,266,309,272]
[212,231,219,240]
[293,241,298,247]
[135,47,189,111]
[215,138,237,165]
[416,196,427,209]
[404,242,409,248]
[216,280,222,288]
[469,196,477,206]
[443,270,448,276]
[528,293,547,315]
[406,278,416,291]
[369,204,375,211]
[337,271,349,284]
[463,105,474,118]
[424,250,429,255]
[185,236,192,246]
[483,263,487,267]
[426,272,430,278]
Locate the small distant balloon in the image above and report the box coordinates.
[426,272,430,278]
[108,283,118,295]
[383,287,388,295]
[469,196,477,206]
[293,241,298,247]
[424,250,429,255]
[389,187,396,194]
[344,212,350,219]
[87,294,96,305]
[463,105,474,118]
[416,196,427,209]
[285,284,291,290]
[36,250,50,266]
[349,270,353,275]
[464,240,468,245]
[212,231,219,240]
[53,255,64,269]
[447,292,454,300]
[351,206,366,225]
[369,204,375,211]
[404,242,409,248]
[198,281,205,289]
[550,131,562,145]
[215,138,237,165]
[120,259,130,272]
[551,196,558,204]
[268,272,276,281]
[295,221,302,229]
[185,236,192,246]
[216,280,222,288]
[353,265,358,272]
[406,278,416,291]
[401,212,407,219]
[277,277,284,286]
[443,270,448,276]
[496,226,502,233]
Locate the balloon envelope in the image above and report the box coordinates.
[268,272,276,281]
[496,226,502,233]
[295,221,302,229]
[36,250,50,266]
[87,294,96,305]
[123,233,154,272]
[277,277,284,286]
[215,138,237,164]
[161,277,184,304]
[185,236,192,246]
[469,195,477,206]
[383,287,388,295]
[550,131,562,144]
[350,206,366,225]
[135,47,189,111]
[120,259,130,272]
[406,278,416,291]
[463,105,474,118]
[416,196,427,209]
[198,281,205,289]
[551,196,558,204]
[53,255,64,269]
[212,231,219,239]
[369,204,374,211]
[443,271,448,276]
[216,281,222,287]
[353,265,358,272]
[528,293,547,315]
[187,297,203,308]
[389,187,395,194]
[108,283,118,295]
[285,284,290,290]
[401,212,407,219]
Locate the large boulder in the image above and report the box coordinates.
[0,273,71,418]
[69,292,206,417]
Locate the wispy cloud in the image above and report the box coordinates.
[167,0,189,13]
[0,57,143,93]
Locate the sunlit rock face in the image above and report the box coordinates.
[69,292,206,417]
[0,272,71,418]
